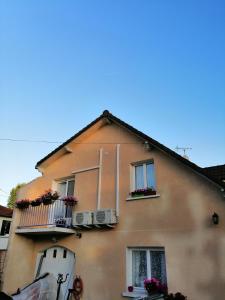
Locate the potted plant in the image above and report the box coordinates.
[62,196,78,206]
[55,218,66,227]
[128,286,133,292]
[144,278,167,297]
[164,293,186,300]
[143,187,157,196]
[41,190,53,205]
[41,190,59,205]
[31,197,42,207]
[52,191,59,200]
[16,199,30,209]
[130,187,156,197]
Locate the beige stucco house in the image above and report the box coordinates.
[3,110,225,300]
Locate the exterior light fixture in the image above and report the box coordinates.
[144,141,151,150]
[51,236,58,243]
[76,232,82,239]
[212,212,219,225]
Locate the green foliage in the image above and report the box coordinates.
[7,183,26,208]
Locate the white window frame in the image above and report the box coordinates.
[131,160,156,191]
[126,247,165,293]
[57,177,75,198]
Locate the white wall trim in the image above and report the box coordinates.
[97,149,103,210]
[72,166,100,174]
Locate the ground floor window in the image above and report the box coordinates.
[127,247,167,291]
[0,220,11,236]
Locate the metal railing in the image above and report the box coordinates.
[18,200,73,228]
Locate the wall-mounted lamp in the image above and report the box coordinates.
[144,141,151,150]
[212,212,219,225]
[51,236,58,243]
[75,232,82,239]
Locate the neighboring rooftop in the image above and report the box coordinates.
[0,205,13,218]
[204,164,225,182]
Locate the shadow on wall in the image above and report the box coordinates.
[197,233,225,299]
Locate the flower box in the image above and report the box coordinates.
[16,199,30,209]
[62,196,78,206]
[41,190,59,205]
[130,188,156,197]
[52,191,59,200]
[31,198,42,207]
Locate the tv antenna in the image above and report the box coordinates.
[175,146,192,159]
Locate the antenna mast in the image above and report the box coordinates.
[175,146,192,159]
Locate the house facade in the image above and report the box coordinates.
[3,111,225,300]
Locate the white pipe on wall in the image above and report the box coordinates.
[116,144,120,217]
[97,148,103,210]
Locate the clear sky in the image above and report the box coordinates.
[1,0,225,205]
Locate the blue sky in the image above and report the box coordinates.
[1,0,225,205]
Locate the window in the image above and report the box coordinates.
[127,248,167,291]
[56,178,75,222]
[63,249,67,258]
[133,162,156,190]
[53,249,57,258]
[58,178,75,197]
[0,220,11,235]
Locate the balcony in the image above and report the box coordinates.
[16,200,76,236]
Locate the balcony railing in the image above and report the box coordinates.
[18,199,73,229]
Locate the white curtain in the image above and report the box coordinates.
[150,251,167,284]
[132,250,147,287]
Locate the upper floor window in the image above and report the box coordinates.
[133,161,156,190]
[58,178,75,198]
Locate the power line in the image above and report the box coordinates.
[0,188,8,194]
[0,138,146,145]
[0,138,62,144]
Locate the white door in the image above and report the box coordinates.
[37,247,75,300]
[53,179,75,226]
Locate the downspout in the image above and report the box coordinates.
[97,148,103,210]
[116,144,120,217]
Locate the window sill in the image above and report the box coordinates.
[126,194,160,201]
[122,292,164,299]
[122,291,147,298]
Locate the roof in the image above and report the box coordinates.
[36,110,225,189]
[204,164,225,182]
[0,205,13,218]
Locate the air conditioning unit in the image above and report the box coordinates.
[72,211,93,226]
[93,209,117,225]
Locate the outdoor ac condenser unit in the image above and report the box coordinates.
[72,211,93,226]
[93,209,117,225]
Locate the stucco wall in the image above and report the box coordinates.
[3,121,225,300]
